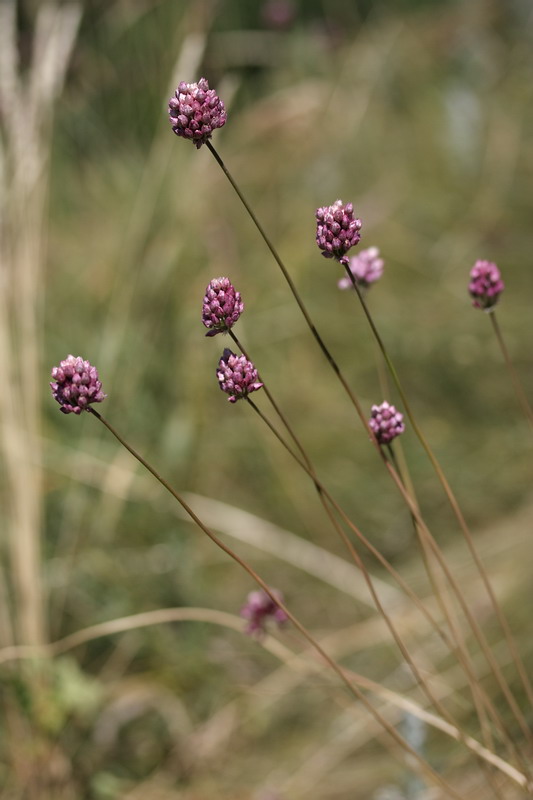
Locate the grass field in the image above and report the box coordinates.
[1,1,532,798]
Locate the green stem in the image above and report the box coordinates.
[87,407,466,800]
[490,310,533,432]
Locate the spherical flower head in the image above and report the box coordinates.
[202,277,244,337]
[316,199,362,263]
[369,401,405,445]
[168,78,226,149]
[468,260,504,311]
[338,246,384,291]
[217,348,263,403]
[50,355,106,415]
[240,588,288,637]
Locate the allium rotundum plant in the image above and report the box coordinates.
[316,199,362,264]
[202,277,244,337]
[338,246,384,291]
[240,588,288,637]
[168,78,226,149]
[50,355,106,415]
[468,260,505,311]
[217,348,263,403]
[369,401,405,445]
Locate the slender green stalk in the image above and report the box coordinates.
[344,263,533,732]
[86,407,467,800]
[490,311,533,431]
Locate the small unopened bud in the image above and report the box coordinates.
[216,349,263,403]
[469,260,504,311]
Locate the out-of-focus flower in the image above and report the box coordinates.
[241,588,288,637]
[338,246,384,291]
[217,348,263,403]
[468,260,504,311]
[369,401,405,445]
[168,78,226,149]
[316,199,362,263]
[50,355,106,415]
[261,0,296,28]
[202,277,244,337]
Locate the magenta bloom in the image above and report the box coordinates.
[240,588,288,637]
[50,355,106,415]
[202,277,244,337]
[217,349,263,403]
[468,260,504,311]
[316,199,362,263]
[168,78,226,149]
[369,401,405,445]
[338,246,384,291]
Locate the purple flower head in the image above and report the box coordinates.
[369,401,405,445]
[240,588,288,637]
[316,199,362,264]
[338,246,384,291]
[217,348,263,403]
[202,277,244,337]
[468,260,504,311]
[168,78,226,149]
[50,355,106,415]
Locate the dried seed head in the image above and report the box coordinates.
[50,355,106,415]
[168,78,226,149]
[216,348,263,403]
[316,199,362,263]
[469,260,504,311]
[202,277,244,337]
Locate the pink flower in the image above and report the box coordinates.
[50,355,106,415]
[338,246,384,291]
[217,349,263,403]
[316,200,362,263]
[240,589,288,637]
[202,277,244,337]
[468,260,504,311]
[168,78,226,149]
[369,401,405,445]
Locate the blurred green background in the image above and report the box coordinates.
[2,0,533,797]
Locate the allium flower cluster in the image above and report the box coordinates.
[240,588,288,637]
[338,246,384,291]
[316,200,362,263]
[468,260,504,311]
[369,401,405,445]
[202,277,243,337]
[168,78,226,149]
[50,355,106,415]
[217,348,263,403]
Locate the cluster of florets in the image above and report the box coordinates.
[240,588,288,637]
[217,348,263,403]
[202,277,244,336]
[168,78,226,149]
[369,401,405,445]
[50,355,106,415]
[338,246,384,291]
[468,260,504,311]
[316,200,362,263]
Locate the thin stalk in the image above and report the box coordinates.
[86,407,466,800]
[246,398,524,768]
[345,264,533,737]
[490,311,533,431]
